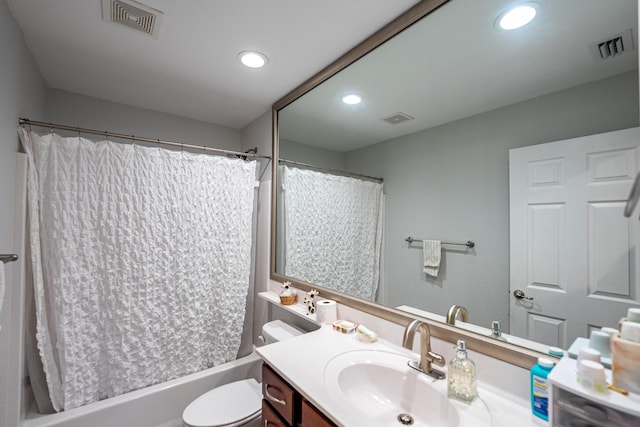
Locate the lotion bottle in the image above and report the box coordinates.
[447,340,477,403]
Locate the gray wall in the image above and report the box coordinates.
[45,89,242,150]
[242,111,273,182]
[280,138,345,170]
[345,71,639,332]
[44,89,278,184]
[0,1,46,425]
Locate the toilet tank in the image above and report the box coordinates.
[262,320,304,344]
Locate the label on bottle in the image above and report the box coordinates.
[532,374,548,417]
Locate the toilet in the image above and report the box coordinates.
[182,320,304,427]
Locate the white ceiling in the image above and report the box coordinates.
[279,0,639,152]
[6,0,421,129]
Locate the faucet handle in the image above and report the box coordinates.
[428,351,446,367]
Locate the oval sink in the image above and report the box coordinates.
[324,349,491,426]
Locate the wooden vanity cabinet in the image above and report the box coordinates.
[299,398,335,427]
[262,363,296,425]
[262,399,289,427]
[262,363,336,427]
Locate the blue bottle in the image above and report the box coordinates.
[530,357,555,421]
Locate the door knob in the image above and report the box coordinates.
[513,289,534,301]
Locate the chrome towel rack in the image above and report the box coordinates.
[405,237,475,248]
[0,254,18,264]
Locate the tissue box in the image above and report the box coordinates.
[611,333,640,394]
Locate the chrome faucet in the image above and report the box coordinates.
[446,305,469,325]
[402,320,446,380]
[490,320,507,341]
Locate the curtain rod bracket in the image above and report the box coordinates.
[0,254,18,264]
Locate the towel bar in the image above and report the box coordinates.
[405,237,475,248]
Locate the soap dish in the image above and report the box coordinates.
[332,320,356,334]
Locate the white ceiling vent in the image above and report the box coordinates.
[590,29,634,61]
[381,112,415,125]
[102,0,163,38]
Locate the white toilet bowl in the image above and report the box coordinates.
[182,320,303,427]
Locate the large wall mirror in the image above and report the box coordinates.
[271,0,639,359]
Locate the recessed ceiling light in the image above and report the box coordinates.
[341,93,362,105]
[497,2,539,30]
[238,51,268,68]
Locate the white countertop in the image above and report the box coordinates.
[257,326,546,427]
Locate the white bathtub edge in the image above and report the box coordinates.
[21,351,262,427]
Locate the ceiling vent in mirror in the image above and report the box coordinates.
[382,112,414,125]
[590,29,634,61]
[102,0,164,38]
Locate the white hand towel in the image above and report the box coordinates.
[423,240,441,277]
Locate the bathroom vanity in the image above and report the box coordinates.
[262,363,336,427]
[256,324,542,427]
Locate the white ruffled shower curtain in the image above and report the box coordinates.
[282,166,384,300]
[19,129,257,412]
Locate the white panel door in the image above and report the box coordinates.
[509,127,640,349]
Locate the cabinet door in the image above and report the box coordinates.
[262,399,289,427]
[300,398,336,427]
[262,364,296,426]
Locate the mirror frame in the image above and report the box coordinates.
[270,0,547,368]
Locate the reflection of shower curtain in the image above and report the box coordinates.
[282,166,383,300]
[19,129,257,412]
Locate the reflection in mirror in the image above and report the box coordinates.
[277,165,384,300]
[274,0,639,352]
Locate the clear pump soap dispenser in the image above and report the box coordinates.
[447,340,478,403]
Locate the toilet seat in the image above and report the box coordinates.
[182,378,262,427]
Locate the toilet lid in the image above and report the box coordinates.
[183,379,262,427]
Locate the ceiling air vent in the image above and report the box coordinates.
[590,29,634,61]
[382,112,415,125]
[102,0,163,38]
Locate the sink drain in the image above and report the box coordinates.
[397,413,414,425]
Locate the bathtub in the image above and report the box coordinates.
[20,351,262,427]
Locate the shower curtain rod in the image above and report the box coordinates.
[279,158,383,182]
[19,118,272,160]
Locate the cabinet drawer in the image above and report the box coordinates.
[552,386,640,427]
[262,399,288,427]
[262,364,296,426]
[301,398,337,427]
